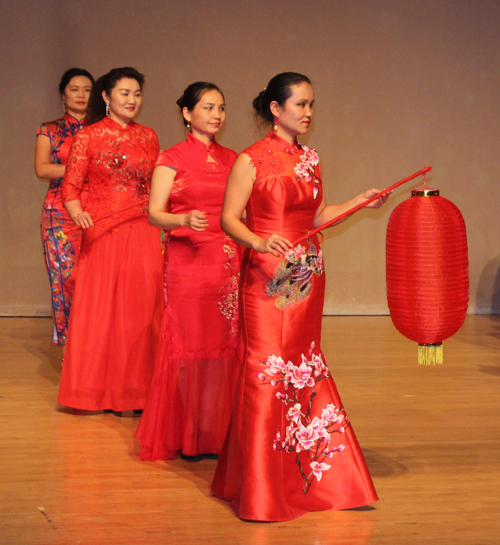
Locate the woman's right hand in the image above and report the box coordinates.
[184,210,208,231]
[72,211,93,229]
[253,234,293,257]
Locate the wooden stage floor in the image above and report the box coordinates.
[1,316,499,545]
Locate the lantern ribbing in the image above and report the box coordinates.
[386,191,469,364]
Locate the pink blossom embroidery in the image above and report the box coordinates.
[293,145,320,199]
[258,342,349,494]
[289,361,315,389]
[288,403,302,423]
[310,461,331,482]
[266,240,324,309]
[266,354,287,374]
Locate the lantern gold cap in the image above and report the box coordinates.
[412,188,439,197]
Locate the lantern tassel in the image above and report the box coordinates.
[417,343,443,365]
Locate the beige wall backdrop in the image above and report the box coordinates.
[1,0,499,316]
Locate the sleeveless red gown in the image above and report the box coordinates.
[136,134,241,459]
[211,132,378,521]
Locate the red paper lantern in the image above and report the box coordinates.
[386,188,469,364]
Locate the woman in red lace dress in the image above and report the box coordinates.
[35,68,93,347]
[136,82,241,459]
[58,67,163,414]
[212,73,389,521]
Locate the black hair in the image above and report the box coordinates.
[86,67,145,125]
[58,68,94,96]
[176,82,224,126]
[253,72,311,123]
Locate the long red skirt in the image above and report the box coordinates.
[136,226,241,460]
[135,310,240,460]
[58,219,164,411]
[211,243,378,521]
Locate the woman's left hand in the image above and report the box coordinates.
[362,188,392,208]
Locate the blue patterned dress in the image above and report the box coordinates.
[37,113,88,345]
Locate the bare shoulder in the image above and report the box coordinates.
[233,152,254,170]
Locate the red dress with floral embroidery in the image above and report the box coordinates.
[57,117,164,411]
[211,132,378,521]
[37,113,89,345]
[136,133,241,459]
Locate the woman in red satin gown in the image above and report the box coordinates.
[35,68,93,347]
[58,67,163,413]
[136,82,241,459]
[212,73,389,521]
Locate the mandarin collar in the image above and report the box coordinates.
[264,131,302,155]
[102,116,136,131]
[187,131,218,154]
[63,112,86,126]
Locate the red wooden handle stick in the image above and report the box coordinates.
[295,166,432,245]
[66,199,148,233]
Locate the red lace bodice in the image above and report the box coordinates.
[62,116,160,231]
[243,132,323,243]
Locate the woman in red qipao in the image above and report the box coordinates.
[211,73,389,521]
[35,68,94,347]
[58,67,163,414]
[136,82,241,460]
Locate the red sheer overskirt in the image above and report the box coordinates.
[136,309,239,460]
[58,219,163,411]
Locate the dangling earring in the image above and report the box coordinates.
[273,116,279,132]
[186,121,191,129]
[105,103,110,117]
[62,101,67,114]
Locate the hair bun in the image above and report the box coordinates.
[176,82,224,127]
[253,72,311,124]
[252,90,266,116]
